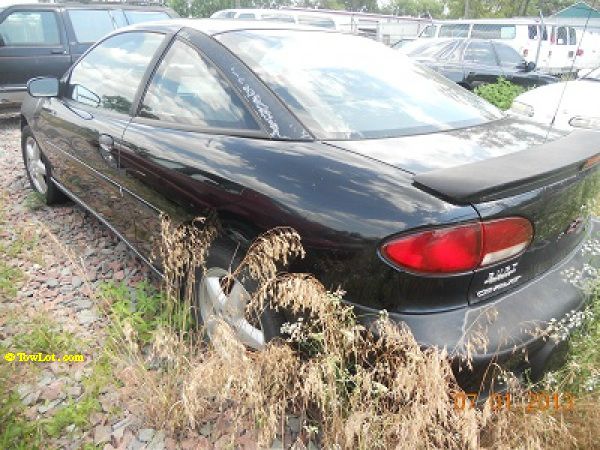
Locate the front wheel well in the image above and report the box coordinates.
[20,114,28,130]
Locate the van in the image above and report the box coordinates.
[0,3,176,109]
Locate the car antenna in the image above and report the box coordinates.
[545,1,597,142]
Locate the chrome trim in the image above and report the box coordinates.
[51,177,163,278]
[44,139,161,214]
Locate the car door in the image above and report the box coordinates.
[549,26,576,73]
[115,37,268,261]
[0,7,70,102]
[493,42,538,88]
[462,41,501,89]
[35,31,167,254]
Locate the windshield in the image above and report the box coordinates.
[216,30,501,140]
[583,67,600,81]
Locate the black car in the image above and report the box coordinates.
[0,3,176,109]
[406,38,558,90]
[20,20,600,390]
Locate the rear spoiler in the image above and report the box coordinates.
[413,130,600,204]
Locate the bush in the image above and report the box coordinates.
[475,78,525,110]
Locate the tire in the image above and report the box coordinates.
[21,125,66,205]
[193,237,285,350]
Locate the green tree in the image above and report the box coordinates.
[385,0,444,17]
[341,0,380,12]
[446,0,581,19]
[168,0,190,17]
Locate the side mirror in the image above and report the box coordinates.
[527,61,536,72]
[27,77,59,98]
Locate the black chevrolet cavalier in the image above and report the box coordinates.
[20,19,600,389]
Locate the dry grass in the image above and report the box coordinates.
[104,217,592,449]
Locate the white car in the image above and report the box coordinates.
[510,67,600,131]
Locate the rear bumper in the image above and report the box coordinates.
[352,218,600,388]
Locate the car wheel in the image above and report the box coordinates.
[194,240,284,350]
[21,126,65,205]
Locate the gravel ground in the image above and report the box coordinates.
[0,116,207,449]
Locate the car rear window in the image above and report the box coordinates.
[124,11,170,24]
[68,9,115,43]
[217,30,502,140]
[406,40,461,61]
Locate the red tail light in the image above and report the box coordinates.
[381,218,533,274]
[576,48,584,56]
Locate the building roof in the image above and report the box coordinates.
[552,1,600,19]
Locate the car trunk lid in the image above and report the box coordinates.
[324,117,567,175]
[326,120,600,304]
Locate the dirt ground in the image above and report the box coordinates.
[0,115,192,449]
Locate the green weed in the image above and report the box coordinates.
[102,281,193,345]
[475,77,526,110]
[23,192,45,211]
[12,315,78,355]
[0,262,22,298]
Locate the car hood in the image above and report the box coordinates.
[516,79,600,118]
[324,117,567,174]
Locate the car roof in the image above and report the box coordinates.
[123,18,337,36]
[429,18,562,25]
[2,3,171,10]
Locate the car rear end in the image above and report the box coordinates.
[214,27,600,390]
[339,126,600,389]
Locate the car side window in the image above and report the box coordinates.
[464,42,497,66]
[439,24,469,38]
[138,40,259,131]
[297,15,335,28]
[420,24,436,38]
[0,10,61,46]
[68,32,164,115]
[110,10,128,28]
[471,25,516,40]
[67,9,115,44]
[494,43,523,67]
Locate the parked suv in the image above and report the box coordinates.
[0,3,176,109]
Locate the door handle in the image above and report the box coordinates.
[51,49,66,55]
[98,134,118,168]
